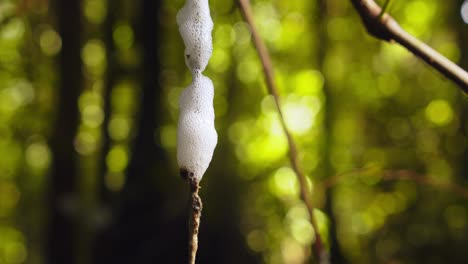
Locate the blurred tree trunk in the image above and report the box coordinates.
[93,0,181,263]
[46,0,82,263]
[91,0,117,261]
[99,0,117,205]
[455,0,468,179]
[124,0,161,194]
[317,0,347,263]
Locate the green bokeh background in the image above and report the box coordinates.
[0,0,467,263]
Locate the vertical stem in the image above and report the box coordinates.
[237,0,325,262]
[187,175,202,264]
[47,0,82,262]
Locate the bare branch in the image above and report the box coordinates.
[237,0,327,263]
[350,0,468,92]
[186,173,202,264]
[381,170,468,198]
[321,167,468,199]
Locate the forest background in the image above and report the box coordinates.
[0,0,468,263]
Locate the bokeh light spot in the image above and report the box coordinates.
[351,213,371,235]
[377,74,400,97]
[74,132,98,155]
[84,0,107,24]
[79,91,102,112]
[444,205,467,229]
[40,28,62,56]
[290,218,314,245]
[269,167,299,198]
[113,22,134,50]
[82,39,106,75]
[108,116,131,141]
[425,99,453,126]
[209,49,230,73]
[82,105,104,128]
[237,58,260,84]
[1,18,25,41]
[112,81,137,113]
[281,238,305,264]
[233,22,251,45]
[214,24,235,48]
[403,1,435,35]
[4,241,27,264]
[106,145,128,173]
[284,103,314,134]
[0,227,27,264]
[294,70,323,95]
[283,96,320,135]
[25,142,51,170]
[247,230,267,252]
[287,205,309,221]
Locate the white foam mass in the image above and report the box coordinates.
[177,73,217,181]
[176,0,213,72]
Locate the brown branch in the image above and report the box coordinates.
[321,166,376,190]
[381,170,468,198]
[350,0,468,92]
[237,0,327,263]
[321,167,468,199]
[182,170,203,264]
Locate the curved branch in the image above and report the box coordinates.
[351,0,468,92]
[237,0,327,263]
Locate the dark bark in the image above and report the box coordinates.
[124,0,162,201]
[99,0,117,205]
[93,1,182,263]
[91,1,117,261]
[46,0,82,263]
[454,0,468,180]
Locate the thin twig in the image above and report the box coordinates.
[321,167,468,198]
[381,170,468,198]
[350,0,468,92]
[185,171,202,264]
[237,0,326,262]
[320,166,374,189]
[377,0,391,20]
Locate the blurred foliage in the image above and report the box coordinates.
[0,0,467,263]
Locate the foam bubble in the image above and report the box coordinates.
[177,74,217,181]
[462,0,468,24]
[177,0,214,73]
